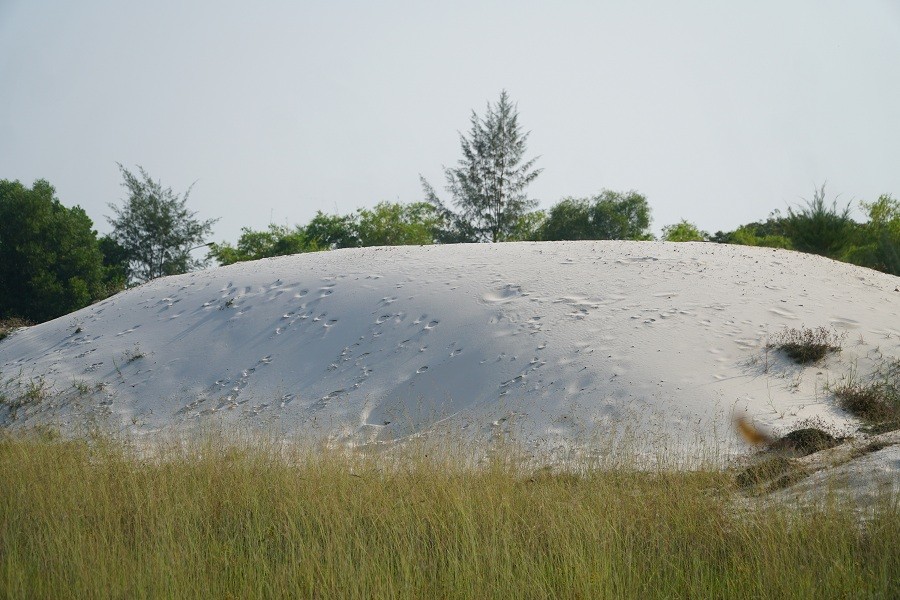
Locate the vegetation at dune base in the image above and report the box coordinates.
[0,433,897,600]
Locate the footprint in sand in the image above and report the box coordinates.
[482,284,522,304]
[830,317,860,329]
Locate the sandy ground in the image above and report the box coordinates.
[1,241,898,467]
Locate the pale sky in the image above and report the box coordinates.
[2,0,899,244]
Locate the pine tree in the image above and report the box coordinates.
[421,91,542,242]
[107,165,218,283]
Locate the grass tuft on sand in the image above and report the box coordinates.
[0,432,897,599]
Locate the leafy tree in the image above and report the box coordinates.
[98,235,130,293]
[0,179,106,322]
[209,225,318,266]
[356,202,441,247]
[421,90,542,242]
[539,190,653,241]
[661,220,709,242]
[107,165,218,283]
[503,210,547,242]
[782,184,856,258]
[842,194,900,275]
[304,212,360,250]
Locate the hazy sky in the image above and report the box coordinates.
[2,1,899,244]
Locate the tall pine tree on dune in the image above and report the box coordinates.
[421,91,542,243]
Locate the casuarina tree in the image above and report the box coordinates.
[107,165,218,283]
[421,90,542,242]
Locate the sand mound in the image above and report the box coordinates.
[2,241,898,459]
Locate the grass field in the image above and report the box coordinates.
[0,432,897,599]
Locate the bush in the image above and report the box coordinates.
[776,428,840,456]
[0,179,106,322]
[661,219,708,242]
[782,184,856,258]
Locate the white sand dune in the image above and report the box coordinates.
[1,241,899,460]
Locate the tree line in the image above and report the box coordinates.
[0,165,215,323]
[2,91,897,324]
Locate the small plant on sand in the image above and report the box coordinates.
[22,377,49,405]
[71,379,92,396]
[123,344,145,364]
[0,374,51,420]
[769,326,843,364]
[833,358,900,432]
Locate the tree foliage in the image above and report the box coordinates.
[539,190,653,241]
[0,179,106,322]
[107,165,218,283]
[710,213,792,249]
[208,202,441,265]
[421,91,542,242]
[208,225,318,266]
[356,202,441,247]
[842,194,900,275]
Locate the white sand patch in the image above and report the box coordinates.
[1,241,898,460]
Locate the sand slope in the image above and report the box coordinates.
[1,242,898,458]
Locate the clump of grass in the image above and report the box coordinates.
[836,384,898,422]
[0,433,896,599]
[0,375,50,421]
[834,359,900,431]
[122,344,145,364]
[0,318,31,343]
[769,325,843,364]
[71,379,92,397]
[735,455,807,492]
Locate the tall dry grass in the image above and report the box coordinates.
[0,431,897,599]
